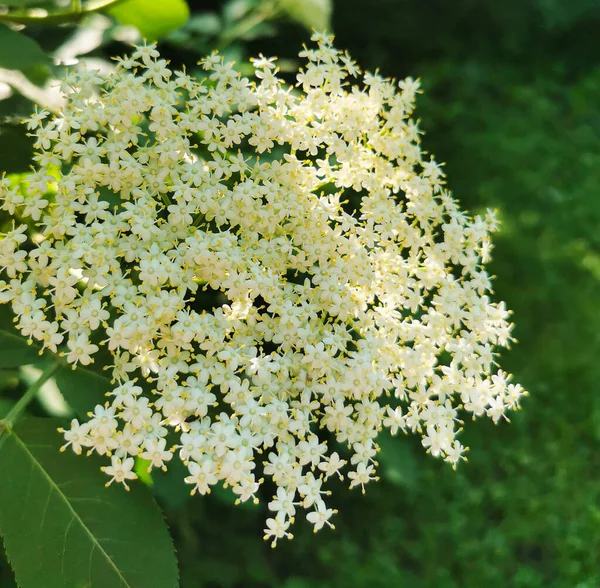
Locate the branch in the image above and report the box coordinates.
[0,362,59,432]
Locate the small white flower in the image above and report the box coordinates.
[0,33,526,542]
[65,335,98,366]
[101,456,138,490]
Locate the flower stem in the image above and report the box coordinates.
[1,362,59,430]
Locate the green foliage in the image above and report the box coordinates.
[0,97,35,175]
[0,328,43,368]
[0,417,178,588]
[0,1,599,587]
[0,24,48,70]
[54,367,111,419]
[109,0,190,41]
[0,400,15,418]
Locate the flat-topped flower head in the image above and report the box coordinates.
[0,32,527,542]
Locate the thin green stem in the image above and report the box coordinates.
[0,0,123,24]
[1,362,59,430]
[192,212,205,227]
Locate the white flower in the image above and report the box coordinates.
[307,503,337,531]
[184,460,218,495]
[101,456,138,490]
[0,33,527,541]
[140,438,173,471]
[263,515,293,548]
[348,463,379,493]
[268,487,298,519]
[59,419,90,455]
[65,335,98,366]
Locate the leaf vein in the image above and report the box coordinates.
[10,430,132,587]
[39,484,53,531]
[61,514,75,578]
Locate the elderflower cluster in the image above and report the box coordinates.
[0,32,526,544]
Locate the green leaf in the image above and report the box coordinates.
[0,94,35,174]
[54,365,111,419]
[0,25,49,71]
[0,124,35,174]
[0,417,179,588]
[279,0,332,31]
[0,400,15,419]
[109,0,190,41]
[0,328,43,368]
[0,301,41,367]
[0,303,112,417]
[152,458,191,510]
[134,457,155,487]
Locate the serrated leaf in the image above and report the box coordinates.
[0,25,49,71]
[109,0,190,41]
[54,365,111,418]
[0,417,179,588]
[279,0,332,31]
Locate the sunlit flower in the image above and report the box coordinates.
[0,33,527,539]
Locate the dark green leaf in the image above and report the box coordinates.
[152,458,192,510]
[54,365,111,419]
[0,25,49,71]
[0,300,112,417]
[0,400,15,419]
[0,417,179,588]
[0,94,34,174]
[0,124,35,174]
[97,186,122,210]
[109,0,190,41]
[0,328,43,368]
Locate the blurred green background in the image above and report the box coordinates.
[1,0,599,586]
